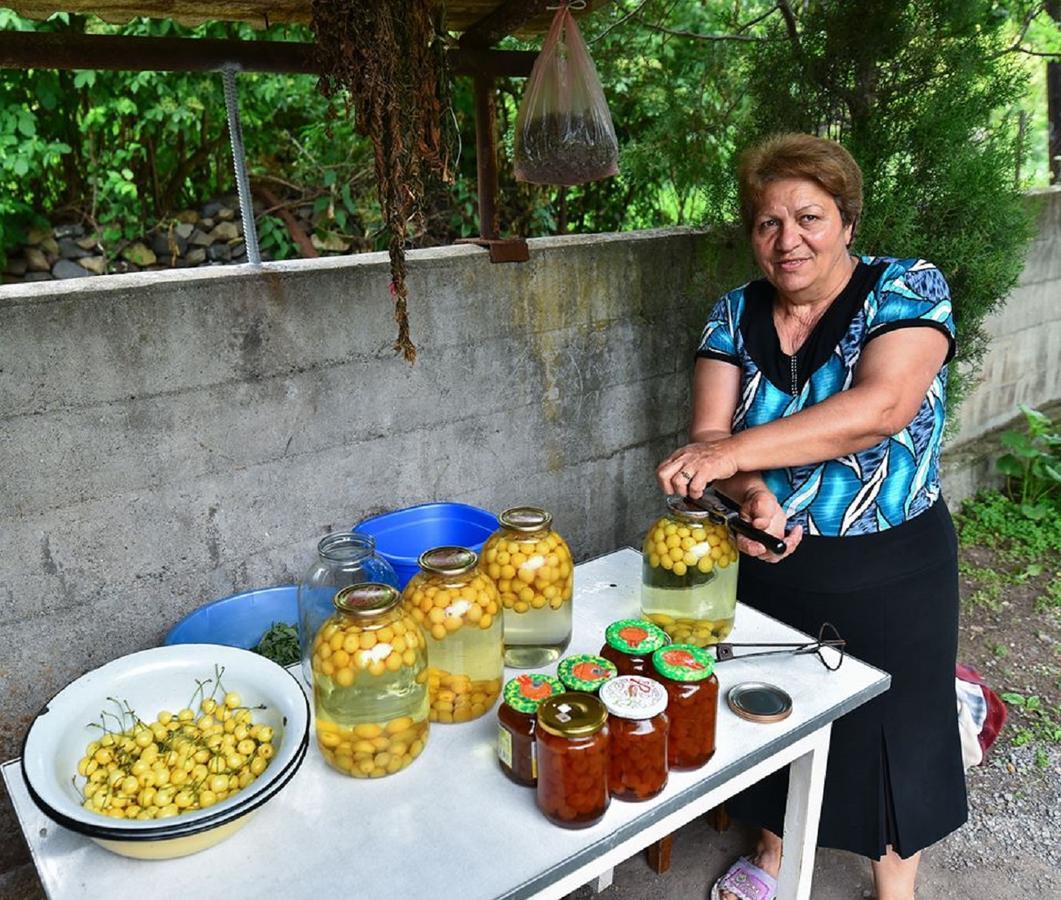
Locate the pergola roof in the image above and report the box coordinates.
[8,1,610,36]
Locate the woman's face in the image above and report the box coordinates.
[750,177,854,303]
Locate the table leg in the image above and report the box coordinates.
[646,834,672,873]
[776,725,832,900]
[591,867,614,892]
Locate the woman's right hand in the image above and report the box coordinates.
[737,487,803,563]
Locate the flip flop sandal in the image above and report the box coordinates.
[709,856,778,900]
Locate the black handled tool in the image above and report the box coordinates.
[685,489,788,556]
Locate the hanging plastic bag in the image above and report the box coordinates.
[514,3,619,186]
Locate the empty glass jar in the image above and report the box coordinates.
[298,531,398,684]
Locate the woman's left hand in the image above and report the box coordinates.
[656,440,740,497]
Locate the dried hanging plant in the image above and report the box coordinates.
[311,0,454,362]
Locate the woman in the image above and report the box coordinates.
[657,133,967,900]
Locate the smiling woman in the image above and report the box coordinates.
[656,134,966,900]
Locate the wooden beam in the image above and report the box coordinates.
[1049,0,1061,184]
[459,0,553,48]
[0,30,536,77]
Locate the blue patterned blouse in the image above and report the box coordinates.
[698,256,956,537]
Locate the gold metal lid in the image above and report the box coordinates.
[333,583,401,617]
[727,682,793,724]
[418,546,478,575]
[536,692,607,738]
[498,506,553,532]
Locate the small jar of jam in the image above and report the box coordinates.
[557,654,617,695]
[497,674,564,787]
[599,618,669,678]
[651,644,718,769]
[536,693,610,828]
[598,675,669,801]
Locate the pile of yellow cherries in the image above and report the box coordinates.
[75,689,274,820]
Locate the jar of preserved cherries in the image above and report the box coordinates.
[536,693,610,828]
[598,675,669,801]
[557,654,617,695]
[482,506,574,668]
[401,546,504,723]
[651,644,718,769]
[599,619,669,678]
[497,674,564,787]
[311,583,429,778]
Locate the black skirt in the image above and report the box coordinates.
[727,500,968,859]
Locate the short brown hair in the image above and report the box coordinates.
[738,133,863,238]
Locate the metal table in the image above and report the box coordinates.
[4,548,889,900]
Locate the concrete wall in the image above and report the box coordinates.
[941,187,1061,505]
[1,192,1059,888]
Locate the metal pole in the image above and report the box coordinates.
[222,65,262,266]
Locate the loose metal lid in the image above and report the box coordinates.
[652,644,716,682]
[605,619,668,656]
[727,682,793,723]
[418,546,478,576]
[503,674,564,714]
[537,693,608,738]
[599,675,668,720]
[557,654,618,693]
[498,506,553,532]
[333,583,401,617]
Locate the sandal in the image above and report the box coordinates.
[709,856,778,900]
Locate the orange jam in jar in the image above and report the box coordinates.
[497,674,564,787]
[536,693,610,828]
[599,675,669,801]
[651,644,718,769]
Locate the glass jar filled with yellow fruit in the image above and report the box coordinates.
[402,547,504,722]
[482,506,574,668]
[311,583,430,778]
[640,497,739,647]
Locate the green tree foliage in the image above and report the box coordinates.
[0,11,377,260]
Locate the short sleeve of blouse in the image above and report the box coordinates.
[866,260,957,363]
[696,290,742,366]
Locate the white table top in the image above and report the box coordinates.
[4,548,889,900]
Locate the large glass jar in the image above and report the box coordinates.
[598,675,669,801]
[311,583,429,778]
[536,693,610,828]
[482,506,574,668]
[651,644,718,770]
[557,654,617,695]
[298,532,398,684]
[402,546,504,723]
[640,497,739,646]
[599,619,669,678]
[497,674,564,787]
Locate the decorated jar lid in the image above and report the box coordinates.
[652,644,716,682]
[498,506,553,532]
[419,546,478,575]
[334,583,401,617]
[599,675,668,720]
[557,654,618,693]
[502,674,564,714]
[605,619,668,656]
[537,693,608,738]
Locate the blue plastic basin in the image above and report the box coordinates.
[163,585,298,649]
[354,502,499,588]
